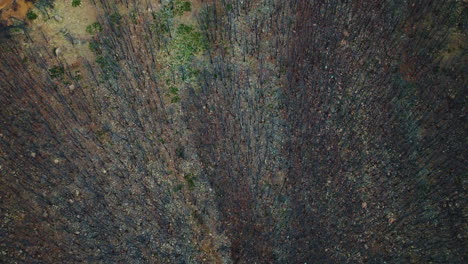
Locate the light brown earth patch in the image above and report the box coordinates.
[0,0,33,25]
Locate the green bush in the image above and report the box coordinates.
[26,10,38,20]
[88,41,102,54]
[171,95,181,103]
[152,19,170,35]
[173,184,184,192]
[129,11,138,24]
[71,0,81,7]
[176,146,185,158]
[48,66,65,79]
[86,22,103,34]
[172,24,207,63]
[169,86,179,95]
[174,0,191,16]
[184,173,196,189]
[95,55,119,80]
[109,12,122,24]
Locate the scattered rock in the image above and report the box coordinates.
[53,15,63,22]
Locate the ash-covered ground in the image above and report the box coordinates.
[0,0,466,263]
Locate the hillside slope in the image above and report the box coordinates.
[0,0,466,263]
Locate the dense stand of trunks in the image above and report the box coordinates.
[0,0,465,263]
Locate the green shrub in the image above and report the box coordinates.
[129,11,138,24]
[171,95,181,103]
[176,146,185,158]
[184,173,196,189]
[174,0,191,16]
[152,19,170,35]
[173,184,184,192]
[169,86,179,95]
[26,10,38,20]
[172,24,207,63]
[86,22,103,34]
[88,41,102,54]
[48,66,65,79]
[176,24,194,35]
[109,12,122,24]
[95,55,119,80]
[71,0,81,7]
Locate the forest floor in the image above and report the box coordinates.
[0,0,466,263]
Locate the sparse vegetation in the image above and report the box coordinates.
[88,41,101,54]
[48,66,65,79]
[73,71,82,81]
[174,0,192,16]
[173,183,184,192]
[95,55,119,80]
[172,24,207,64]
[175,146,185,158]
[184,173,196,189]
[36,0,54,9]
[26,10,38,20]
[129,11,138,24]
[71,0,81,7]
[171,95,181,103]
[109,12,122,24]
[169,86,179,95]
[86,22,103,34]
[0,1,465,263]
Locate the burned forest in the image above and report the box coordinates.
[0,0,466,263]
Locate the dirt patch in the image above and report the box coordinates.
[26,0,98,65]
[0,0,33,25]
[0,0,14,9]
